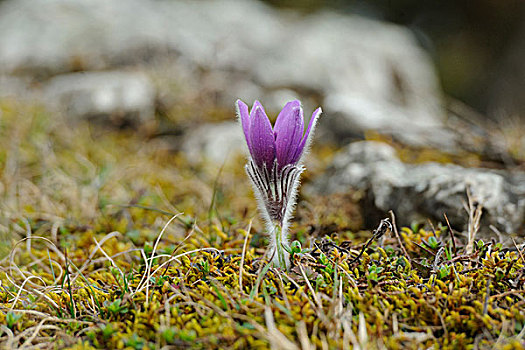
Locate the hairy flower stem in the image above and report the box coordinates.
[270,223,289,270]
[246,160,303,271]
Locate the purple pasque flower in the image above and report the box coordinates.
[236,99,322,269]
[237,100,322,172]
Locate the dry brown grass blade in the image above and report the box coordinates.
[238,219,252,293]
[389,210,411,264]
[464,187,483,256]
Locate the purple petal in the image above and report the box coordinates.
[236,99,251,151]
[250,100,264,119]
[249,106,276,169]
[291,107,322,164]
[274,105,304,168]
[274,100,301,133]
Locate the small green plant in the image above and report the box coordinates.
[143,241,154,255]
[494,267,505,281]
[290,240,302,255]
[396,256,407,268]
[150,275,168,286]
[318,252,334,274]
[445,245,452,261]
[368,264,384,283]
[109,267,129,293]
[315,274,327,292]
[178,329,197,342]
[161,328,177,343]
[424,236,440,250]
[100,323,115,339]
[104,299,129,315]
[410,221,422,233]
[286,240,314,264]
[477,239,485,250]
[198,259,210,274]
[437,265,451,279]
[6,311,22,329]
[125,334,146,350]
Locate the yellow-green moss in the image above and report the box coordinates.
[0,99,524,349]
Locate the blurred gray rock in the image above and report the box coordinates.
[181,122,245,165]
[0,0,450,147]
[0,0,168,75]
[44,71,155,123]
[255,13,452,149]
[0,75,34,99]
[314,141,525,233]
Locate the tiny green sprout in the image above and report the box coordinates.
[445,246,452,261]
[477,239,485,250]
[495,267,505,281]
[86,330,97,342]
[395,257,406,268]
[178,329,197,342]
[162,328,177,343]
[125,333,146,350]
[143,241,154,255]
[104,299,129,315]
[437,265,451,280]
[148,276,158,285]
[126,271,135,284]
[154,275,168,286]
[385,246,395,256]
[495,243,503,251]
[100,323,115,339]
[199,259,210,274]
[426,236,440,250]
[437,222,448,233]
[125,229,141,243]
[163,245,176,255]
[319,253,329,265]
[290,240,302,254]
[515,320,524,333]
[6,311,22,329]
[182,217,195,230]
[287,240,304,262]
[241,322,256,330]
[68,321,80,332]
[267,284,278,295]
[318,252,334,274]
[315,274,327,292]
[367,264,384,283]
[410,222,422,233]
[59,225,71,235]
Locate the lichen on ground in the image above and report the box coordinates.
[0,100,524,349]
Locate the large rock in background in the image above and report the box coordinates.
[313,141,525,235]
[44,71,155,125]
[0,0,169,75]
[1,0,522,236]
[287,13,451,148]
[181,122,246,166]
[0,0,452,149]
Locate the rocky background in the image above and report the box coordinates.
[1,0,525,239]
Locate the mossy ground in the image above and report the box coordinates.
[0,99,524,349]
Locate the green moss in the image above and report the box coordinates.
[0,99,524,349]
